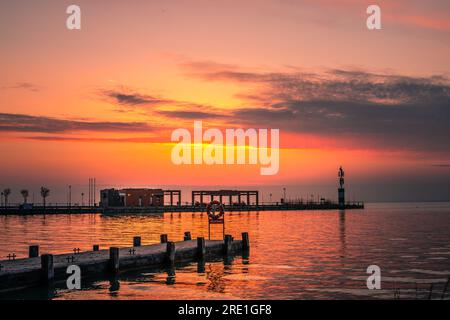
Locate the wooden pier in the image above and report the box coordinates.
[0,233,248,293]
[0,202,364,215]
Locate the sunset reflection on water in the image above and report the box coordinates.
[1,203,449,299]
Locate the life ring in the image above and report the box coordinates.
[207,200,224,220]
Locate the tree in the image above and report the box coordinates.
[20,189,29,204]
[3,188,11,206]
[40,187,50,207]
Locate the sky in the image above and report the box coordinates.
[0,0,449,203]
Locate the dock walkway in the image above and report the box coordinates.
[0,233,248,293]
[0,202,364,215]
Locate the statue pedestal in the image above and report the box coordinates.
[338,188,345,208]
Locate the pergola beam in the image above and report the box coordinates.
[192,190,259,206]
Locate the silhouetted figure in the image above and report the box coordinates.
[339,166,345,188]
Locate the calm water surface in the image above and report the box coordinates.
[0,202,449,299]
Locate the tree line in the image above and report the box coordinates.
[1,187,50,207]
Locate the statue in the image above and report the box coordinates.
[338,166,345,188]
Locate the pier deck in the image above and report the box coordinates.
[0,202,364,215]
[0,236,246,293]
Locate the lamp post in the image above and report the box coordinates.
[81,193,84,206]
[68,185,72,207]
[283,188,286,203]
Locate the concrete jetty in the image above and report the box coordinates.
[0,202,364,215]
[0,233,248,293]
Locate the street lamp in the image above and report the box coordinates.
[68,185,72,207]
[81,193,84,206]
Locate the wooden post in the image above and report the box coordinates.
[29,245,39,258]
[109,247,119,273]
[224,234,233,255]
[133,236,141,247]
[166,241,175,265]
[160,234,168,243]
[41,254,54,282]
[242,232,250,250]
[93,244,99,251]
[197,237,205,259]
[197,259,205,273]
[184,231,192,241]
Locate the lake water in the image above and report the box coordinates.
[1,202,449,299]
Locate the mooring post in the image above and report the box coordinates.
[166,241,176,265]
[133,236,141,247]
[93,244,99,251]
[109,247,120,273]
[224,234,233,255]
[184,231,192,241]
[242,232,250,250]
[29,245,39,258]
[197,237,205,259]
[160,234,168,243]
[41,254,54,282]
[197,259,205,273]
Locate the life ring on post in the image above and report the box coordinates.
[207,200,224,220]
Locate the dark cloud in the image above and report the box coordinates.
[23,136,157,143]
[94,65,450,152]
[233,98,450,151]
[103,90,174,106]
[0,113,152,133]
[182,62,450,152]
[103,88,214,110]
[188,66,450,104]
[102,88,229,120]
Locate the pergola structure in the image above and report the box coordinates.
[192,190,259,206]
[164,190,181,206]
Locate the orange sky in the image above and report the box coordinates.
[0,0,449,203]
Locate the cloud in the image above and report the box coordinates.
[93,62,450,153]
[23,136,159,143]
[0,113,152,133]
[98,86,180,107]
[233,98,450,151]
[102,87,229,119]
[1,82,40,92]
[183,61,450,152]
[187,65,450,104]
[102,89,175,106]
[156,110,229,120]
